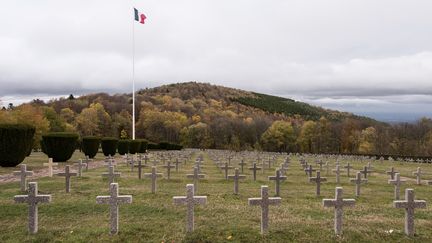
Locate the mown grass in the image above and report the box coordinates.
[0,151,431,242]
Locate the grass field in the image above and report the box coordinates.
[0,151,431,242]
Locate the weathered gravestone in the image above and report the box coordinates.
[268,169,287,197]
[187,167,205,193]
[162,161,175,180]
[227,168,246,195]
[222,162,233,180]
[332,165,344,184]
[360,166,373,179]
[96,183,132,235]
[323,187,356,235]
[56,165,77,193]
[350,171,367,197]
[248,185,281,234]
[344,163,353,177]
[173,184,207,232]
[248,162,262,181]
[144,166,163,193]
[43,158,58,177]
[74,159,87,177]
[238,159,247,173]
[13,164,33,191]
[388,173,406,200]
[412,167,422,185]
[309,170,327,196]
[304,164,316,178]
[102,165,121,185]
[386,167,398,180]
[393,188,427,236]
[14,182,51,233]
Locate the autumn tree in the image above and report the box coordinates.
[261,120,295,152]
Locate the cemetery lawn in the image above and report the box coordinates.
[0,152,432,242]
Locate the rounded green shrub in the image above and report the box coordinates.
[137,139,148,153]
[82,136,100,158]
[117,139,130,155]
[101,137,118,156]
[42,132,79,162]
[0,124,35,167]
[128,140,141,154]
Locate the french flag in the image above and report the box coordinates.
[134,8,146,24]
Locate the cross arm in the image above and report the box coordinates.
[14,195,29,203]
[173,196,187,205]
[193,196,207,205]
[322,199,336,207]
[117,195,133,204]
[248,198,262,206]
[343,199,356,207]
[96,196,111,204]
[268,197,282,205]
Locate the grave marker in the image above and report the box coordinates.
[56,165,77,193]
[323,187,356,235]
[13,164,33,191]
[393,188,427,236]
[14,182,51,234]
[96,183,132,235]
[173,184,207,232]
[248,185,281,234]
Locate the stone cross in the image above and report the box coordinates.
[238,159,247,173]
[304,164,316,178]
[325,162,330,175]
[268,169,287,196]
[248,162,262,181]
[386,167,398,180]
[43,158,58,177]
[74,159,87,177]
[96,183,132,235]
[388,173,406,200]
[13,164,33,191]
[175,158,181,172]
[102,165,121,185]
[135,159,148,180]
[129,156,135,172]
[360,166,372,179]
[83,155,92,170]
[222,162,233,180]
[14,182,51,234]
[228,168,246,194]
[323,187,356,235]
[393,188,427,236]
[162,161,175,180]
[144,166,163,193]
[56,165,77,193]
[343,163,353,177]
[173,184,207,232]
[248,185,281,234]
[350,172,368,197]
[332,165,344,184]
[194,162,204,174]
[187,167,206,193]
[412,167,422,185]
[309,170,327,196]
[316,159,324,170]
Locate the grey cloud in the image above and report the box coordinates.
[1,0,432,121]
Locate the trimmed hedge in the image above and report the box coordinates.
[42,132,79,162]
[82,136,100,158]
[101,137,118,156]
[128,140,141,154]
[0,124,35,167]
[137,139,148,153]
[118,140,130,155]
[147,142,159,150]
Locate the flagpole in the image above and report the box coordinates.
[132,7,136,140]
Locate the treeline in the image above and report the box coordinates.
[1,82,432,156]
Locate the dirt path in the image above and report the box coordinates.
[0,160,108,184]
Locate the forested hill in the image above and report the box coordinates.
[5,81,432,156]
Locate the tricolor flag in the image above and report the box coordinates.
[134,8,146,24]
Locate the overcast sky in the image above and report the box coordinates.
[1,0,432,122]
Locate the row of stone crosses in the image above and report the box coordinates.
[12,149,428,236]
